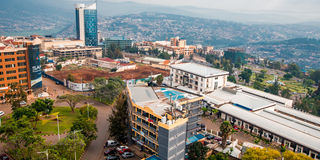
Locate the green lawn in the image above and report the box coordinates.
[36,107,80,135]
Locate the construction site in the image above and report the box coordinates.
[46,64,170,83]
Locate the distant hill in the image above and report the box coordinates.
[246,38,320,69]
[62,12,320,47]
[1,0,320,36]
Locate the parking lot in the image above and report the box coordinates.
[103,141,147,160]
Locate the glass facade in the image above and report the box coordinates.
[27,44,42,90]
[84,9,98,46]
[75,9,80,40]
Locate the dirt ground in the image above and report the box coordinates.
[46,65,170,83]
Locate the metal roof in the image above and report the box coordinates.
[170,63,229,78]
[219,104,320,152]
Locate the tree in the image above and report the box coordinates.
[67,74,76,82]
[70,117,97,144]
[190,54,194,60]
[178,54,184,60]
[283,73,293,80]
[12,107,36,120]
[158,52,171,60]
[267,79,280,95]
[92,77,125,104]
[57,94,86,112]
[0,117,45,159]
[54,133,86,159]
[201,107,208,116]
[283,150,313,160]
[286,63,302,78]
[5,83,27,110]
[172,51,176,58]
[310,70,320,84]
[220,121,233,148]
[303,79,315,88]
[281,88,291,98]
[239,68,252,84]
[260,70,267,79]
[155,75,164,86]
[108,94,129,143]
[188,141,208,160]
[30,98,54,114]
[79,104,98,120]
[56,64,62,71]
[208,152,229,160]
[227,75,236,83]
[242,148,281,160]
[253,80,265,91]
[106,44,123,59]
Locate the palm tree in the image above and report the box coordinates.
[220,121,233,148]
[201,107,208,116]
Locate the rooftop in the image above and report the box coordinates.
[170,63,229,78]
[206,87,275,111]
[219,104,320,152]
[128,86,201,116]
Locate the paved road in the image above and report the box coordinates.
[81,100,113,160]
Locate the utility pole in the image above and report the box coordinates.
[57,115,60,140]
[73,130,82,160]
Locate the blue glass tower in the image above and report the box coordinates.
[75,3,98,46]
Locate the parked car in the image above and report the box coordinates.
[106,155,120,160]
[0,154,10,160]
[0,111,4,117]
[19,101,26,106]
[119,148,132,154]
[218,140,232,145]
[104,148,117,156]
[121,152,134,159]
[105,140,119,147]
[116,146,129,152]
[214,137,222,141]
[233,125,239,131]
[206,135,215,140]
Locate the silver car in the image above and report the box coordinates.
[121,152,134,159]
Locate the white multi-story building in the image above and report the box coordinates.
[170,63,229,93]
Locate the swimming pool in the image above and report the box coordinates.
[161,88,185,100]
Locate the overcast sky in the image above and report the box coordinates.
[104,0,320,15]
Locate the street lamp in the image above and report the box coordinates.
[73,130,82,160]
[57,115,60,140]
[87,102,90,119]
[37,149,49,160]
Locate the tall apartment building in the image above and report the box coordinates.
[127,86,203,160]
[53,46,102,58]
[170,63,229,93]
[0,38,42,101]
[75,3,98,46]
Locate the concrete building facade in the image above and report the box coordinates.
[53,46,102,58]
[170,63,229,93]
[127,86,203,160]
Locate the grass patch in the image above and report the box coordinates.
[36,107,80,135]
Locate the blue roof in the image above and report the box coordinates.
[146,155,161,160]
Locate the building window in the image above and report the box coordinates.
[0,84,5,87]
[18,68,27,72]
[18,62,26,66]
[0,78,4,81]
[264,132,268,138]
[254,128,258,133]
[19,79,28,84]
[7,76,17,80]
[17,51,25,55]
[6,64,16,68]
[297,147,302,153]
[274,137,278,142]
[5,58,15,62]
[17,56,26,60]
[19,74,27,78]
[0,59,2,62]
[0,72,3,75]
[4,52,14,56]
[0,65,2,69]
[6,70,16,74]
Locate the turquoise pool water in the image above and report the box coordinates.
[161,88,185,100]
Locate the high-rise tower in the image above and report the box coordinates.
[75,3,98,46]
